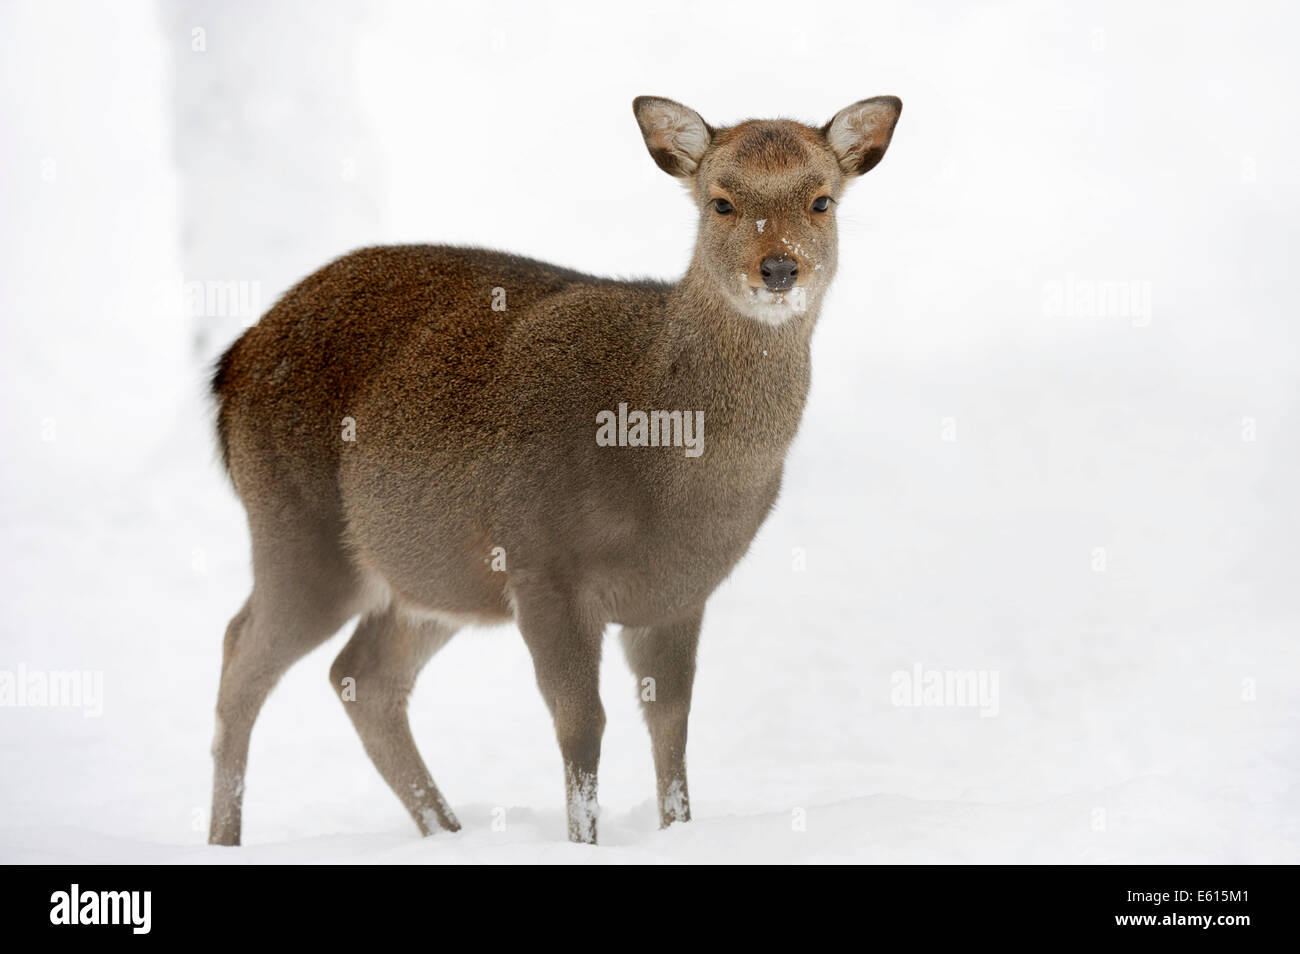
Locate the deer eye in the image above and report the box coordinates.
[812,195,832,213]
[712,198,734,214]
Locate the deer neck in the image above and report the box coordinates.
[648,262,818,477]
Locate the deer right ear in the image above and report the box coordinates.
[633,96,714,179]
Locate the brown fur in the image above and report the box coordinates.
[208,95,901,845]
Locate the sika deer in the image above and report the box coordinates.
[208,94,902,845]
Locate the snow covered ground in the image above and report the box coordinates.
[2,0,1297,863]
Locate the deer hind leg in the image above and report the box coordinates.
[209,523,362,846]
[330,605,462,835]
[620,607,703,828]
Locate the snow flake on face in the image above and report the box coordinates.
[755,219,766,233]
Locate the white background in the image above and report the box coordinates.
[1,0,1296,862]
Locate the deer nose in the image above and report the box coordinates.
[760,254,798,291]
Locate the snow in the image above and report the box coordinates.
[663,778,688,825]
[1,0,1297,864]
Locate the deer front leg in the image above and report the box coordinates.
[515,589,606,844]
[620,607,703,828]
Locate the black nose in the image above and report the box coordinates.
[760,254,798,291]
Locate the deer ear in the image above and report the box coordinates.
[633,96,714,178]
[822,96,902,177]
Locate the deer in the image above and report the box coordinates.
[207,94,902,846]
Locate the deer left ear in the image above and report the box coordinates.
[633,96,714,179]
[822,96,902,177]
